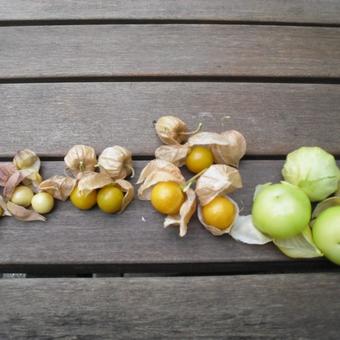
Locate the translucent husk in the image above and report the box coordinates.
[77,171,113,196]
[164,188,196,237]
[0,195,11,216]
[312,196,340,220]
[0,163,17,186]
[137,159,185,200]
[155,144,191,167]
[229,215,272,245]
[98,146,134,180]
[40,175,77,201]
[195,164,242,206]
[197,195,239,236]
[64,145,97,176]
[273,226,322,258]
[13,149,40,172]
[115,179,135,213]
[211,130,246,168]
[155,116,201,145]
[6,201,46,222]
[157,130,246,168]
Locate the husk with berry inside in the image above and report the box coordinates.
[64,145,97,176]
[197,195,239,236]
[98,146,134,180]
[138,159,195,236]
[155,130,246,168]
[195,164,242,206]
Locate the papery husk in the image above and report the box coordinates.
[40,175,77,201]
[195,164,242,206]
[311,196,340,220]
[137,159,185,200]
[273,226,322,258]
[98,146,134,180]
[3,171,23,199]
[188,130,246,167]
[77,171,113,196]
[164,188,196,237]
[0,163,17,186]
[64,145,97,176]
[197,195,239,236]
[211,130,246,168]
[13,149,41,172]
[21,169,43,193]
[0,196,11,216]
[155,116,189,145]
[6,201,46,221]
[115,179,135,213]
[154,144,191,167]
[229,215,272,245]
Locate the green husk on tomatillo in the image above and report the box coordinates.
[282,146,339,202]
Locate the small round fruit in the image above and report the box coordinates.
[11,185,34,207]
[202,196,236,230]
[97,185,124,214]
[151,181,185,215]
[70,186,97,210]
[186,146,214,174]
[313,206,340,265]
[252,182,311,239]
[31,192,54,214]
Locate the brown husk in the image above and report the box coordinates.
[155,116,189,145]
[154,144,191,167]
[211,130,246,168]
[0,163,17,186]
[137,159,185,200]
[40,175,77,201]
[197,196,239,236]
[115,179,135,213]
[164,188,196,237]
[188,130,246,168]
[195,164,242,206]
[64,145,97,176]
[98,146,134,180]
[6,201,46,221]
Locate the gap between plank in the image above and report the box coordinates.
[1,76,340,84]
[1,19,340,28]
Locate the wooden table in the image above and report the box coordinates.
[0,1,339,338]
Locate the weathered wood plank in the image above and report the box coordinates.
[0,160,335,274]
[1,82,340,157]
[1,25,340,79]
[0,274,339,339]
[1,0,340,24]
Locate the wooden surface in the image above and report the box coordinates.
[1,160,337,274]
[1,0,340,24]
[1,274,339,339]
[1,25,340,79]
[1,82,340,157]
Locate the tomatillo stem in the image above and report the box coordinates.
[179,122,203,136]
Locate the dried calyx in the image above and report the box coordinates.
[137,159,196,236]
[97,146,134,180]
[64,145,97,176]
[62,144,135,212]
[0,150,45,221]
[155,130,246,168]
[155,116,202,145]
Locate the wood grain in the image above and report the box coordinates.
[0,160,336,274]
[1,25,340,79]
[1,0,340,24]
[0,274,339,339]
[1,82,340,157]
